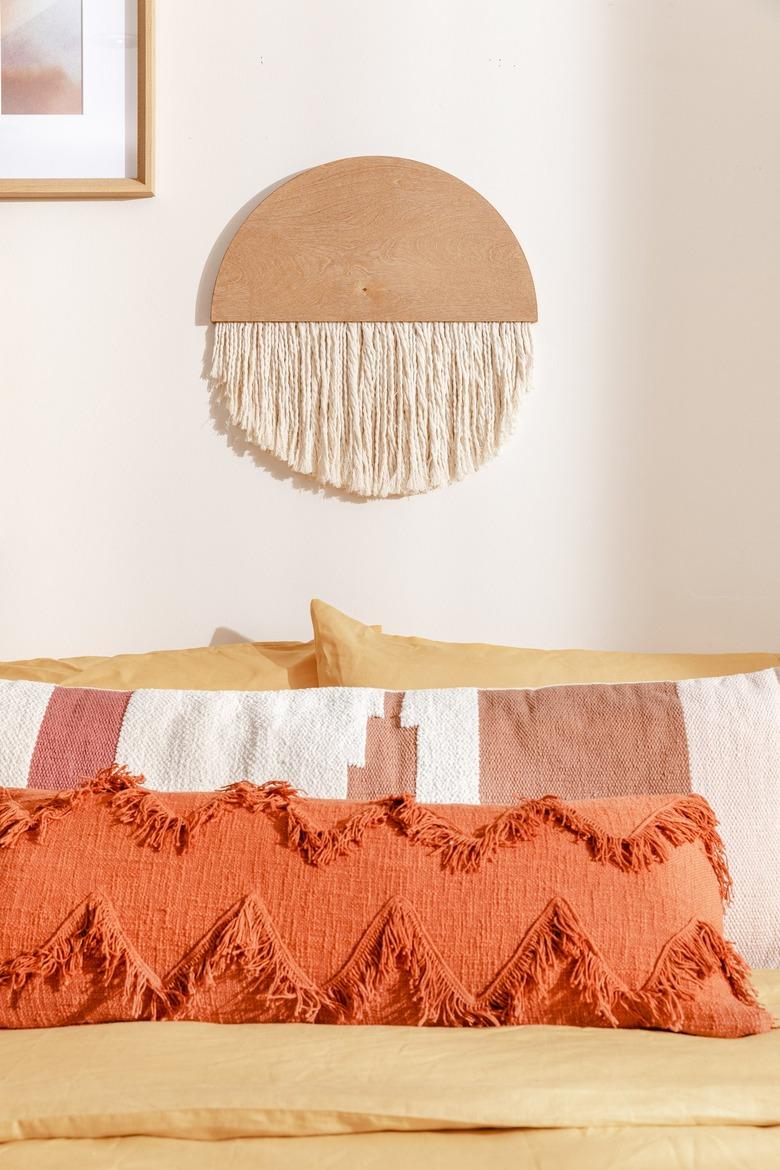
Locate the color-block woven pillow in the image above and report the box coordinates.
[0,773,770,1037]
[2,671,780,967]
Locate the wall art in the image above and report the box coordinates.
[211,156,537,498]
[0,0,152,198]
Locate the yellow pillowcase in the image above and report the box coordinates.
[0,641,318,691]
[311,600,780,688]
[0,656,97,686]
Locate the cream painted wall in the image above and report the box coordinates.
[1,0,779,658]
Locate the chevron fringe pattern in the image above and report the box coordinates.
[0,772,771,1036]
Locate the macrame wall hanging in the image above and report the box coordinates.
[210,156,537,498]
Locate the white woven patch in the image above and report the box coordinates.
[400,689,481,804]
[0,680,54,786]
[115,687,386,795]
[678,669,780,967]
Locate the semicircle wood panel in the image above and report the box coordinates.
[211,156,537,323]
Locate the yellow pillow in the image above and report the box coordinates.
[311,599,780,688]
[0,641,318,691]
[0,656,97,685]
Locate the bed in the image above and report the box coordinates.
[0,970,776,1169]
[2,633,778,1168]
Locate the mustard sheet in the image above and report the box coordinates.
[1,1128,779,1170]
[0,971,777,1167]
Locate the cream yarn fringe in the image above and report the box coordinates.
[211,321,533,497]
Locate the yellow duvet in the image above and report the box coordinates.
[0,971,777,1169]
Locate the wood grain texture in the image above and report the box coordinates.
[136,0,154,194]
[211,157,537,322]
[0,0,154,201]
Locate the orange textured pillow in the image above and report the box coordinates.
[311,599,780,688]
[0,772,769,1038]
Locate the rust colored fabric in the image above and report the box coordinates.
[0,771,770,1038]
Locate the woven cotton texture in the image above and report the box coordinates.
[2,672,780,968]
[210,321,534,496]
[0,773,770,1037]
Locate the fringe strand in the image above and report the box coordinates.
[210,321,534,496]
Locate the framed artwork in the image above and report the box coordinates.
[0,0,152,199]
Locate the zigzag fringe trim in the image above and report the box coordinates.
[0,895,167,1018]
[0,768,732,900]
[0,893,765,1033]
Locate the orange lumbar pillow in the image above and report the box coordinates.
[0,771,769,1038]
[310,599,780,688]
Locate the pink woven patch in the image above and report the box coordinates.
[347,692,418,799]
[27,688,131,790]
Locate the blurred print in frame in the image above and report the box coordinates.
[1,0,83,114]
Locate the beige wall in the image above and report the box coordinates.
[1,0,779,658]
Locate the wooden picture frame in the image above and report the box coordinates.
[0,0,153,200]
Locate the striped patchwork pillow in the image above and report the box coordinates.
[1,671,778,966]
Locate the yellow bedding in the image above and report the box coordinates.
[0,970,777,1168]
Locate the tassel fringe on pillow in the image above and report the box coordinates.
[211,321,534,498]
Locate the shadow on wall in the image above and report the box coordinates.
[605,0,780,649]
[209,627,253,646]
